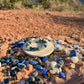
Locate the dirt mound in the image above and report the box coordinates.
[0,9,84,84]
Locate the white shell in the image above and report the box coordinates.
[71,57,78,63]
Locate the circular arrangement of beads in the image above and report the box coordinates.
[0,36,84,84]
[26,39,47,51]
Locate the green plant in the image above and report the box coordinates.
[42,0,51,9]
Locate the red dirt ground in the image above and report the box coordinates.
[0,9,84,84]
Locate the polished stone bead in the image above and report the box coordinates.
[22,61,29,66]
[9,49,14,55]
[59,72,65,78]
[12,59,20,63]
[74,45,79,49]
[13,49,18,53]
[5,59,10,64]
[25,81,29,84]
[14,67,20,72]
[4,78,9,84]
[57,41,61,44]
[35,77,40,81]
[30,60,38,65]
[33,81,38,84]
[32,71,38,77]
[1,59,6,63]
[17,63,26,69]
[37,58,42,63]
[17,40,25,48]
[43,73,50,79]
[18,80,25,84]
[2,69,8,73]
[28,77,35,83]
[11,66,17,71]
[35,65,43,70]
[4,71,10,76]
[0,81,4,84]
[71,57,78,63]
[12,76,17,80]
[70,50,78,57]
[49,61,57,69]
[41,57,48,62]
[38,80,44,84]
[49,69,57,74]
[68,45,72,48]
[11,43,18,48]
[55,48,60,52]
[10,71,17,76]
[42,68,47,75]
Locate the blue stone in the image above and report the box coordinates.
[55,44,60,47]
[55,48,60,52]
[32,71,38,77]
[28,77,33,83]
[57,41,60,44]
[59,72,65,78]
[13,49,18,53]
[18,80,25,84]
[10,71,17,76]
[5,59,10,64]
[35,77,40,81]
[41,57,48,62]
[33,81,37,84]
[43,73,50,79]
[42,68,47,75]
[11,43,18,48]
[25,81,29,84]
[4,78,9,83]
[21,60,25,63]
[74,45,79,49]
[12,76,17,80]
[23,61,29,66]
[35,65,43,70]
[9,50,14,55]
[70,50,78,57]
[0,81,4,84]
[17,40,25,48]
[30,60,38,65]
[17,63,26,69]
[68,45,72,48]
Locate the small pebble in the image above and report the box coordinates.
[35,65,43,70]
[59,72,65,78]
[49,61,57,69]
[35,77,40,81]
[28,77,35,83]
[4,78,9,84]
[69,63,75,69]
[71,57,79,63]
[41,57,48,62]
[42,68,47,75]
[49,69,56,74]
[70,50,78,57]
[43,73,50,79]
[0,62,1,67]
[30,60,38,65]
[32,71,38,77]
[18,80,25,84]
[0,81,4,84]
